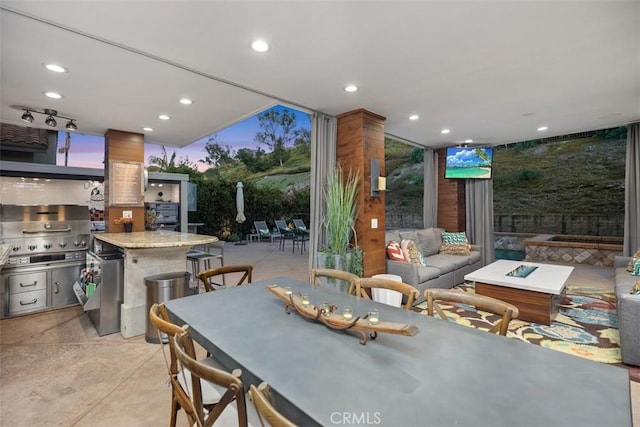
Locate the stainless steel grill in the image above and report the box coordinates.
[1,204,91,318]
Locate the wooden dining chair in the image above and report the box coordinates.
[198,265,253,292]
[424,288,520,336]
[354,277,420,310]
[310,268,359,295]
[173,326,248,427]
[249,382,297,427]
[148,303,232,427]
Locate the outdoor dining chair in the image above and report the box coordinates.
[310,268,358,295]
[425,288,520,336]
[148,303,231,427]
[354,277,420,310]
[198,264,253,292]
[173,326,248,427]
[249,382,296,427]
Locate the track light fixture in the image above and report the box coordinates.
[19,108,78,131]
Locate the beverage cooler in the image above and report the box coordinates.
[73,251,123,336]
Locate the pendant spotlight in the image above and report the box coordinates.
[19,108,78,131]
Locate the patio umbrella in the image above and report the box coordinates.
[235,182,246,223]
[235,182,247,244]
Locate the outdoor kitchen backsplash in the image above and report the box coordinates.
[1,177,105,229]
[1,177,180,231]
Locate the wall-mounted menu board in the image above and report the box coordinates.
[109,161,144,206]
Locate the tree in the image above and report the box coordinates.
[254,108,309,167]
[202,134,234,167]
[147,146,199,179]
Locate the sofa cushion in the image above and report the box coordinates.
[417,228,441,257]
[416,265,443,283]
[386,240,407,262]
[423,254,467,274]
[467,250,482,265]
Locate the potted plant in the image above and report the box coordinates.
[113,216,134,232]
[319,164,364,282]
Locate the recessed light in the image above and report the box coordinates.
[344,85,358,93]
[143,127,153,132]
[465,139,473,143]
[158,114,170,120]
[43,63,68,73]
[251,39,270,52]
[179,98,193,105]
[43,91,63,99]
[441,129,450,134]
[537,126,548,132]
[409,115,419,121]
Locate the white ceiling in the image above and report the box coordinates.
[1,1,639,150]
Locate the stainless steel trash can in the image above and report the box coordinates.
[144,271,191,343]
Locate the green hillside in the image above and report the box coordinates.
[493,136,625,215]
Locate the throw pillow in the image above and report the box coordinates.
[627,250,640,272]
[440,231,471,256]
[633,259,640,276]
[386,240,407,262]
[632,281,640,296]
[401,239,424,266]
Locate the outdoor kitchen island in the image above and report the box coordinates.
[93,231,218,338]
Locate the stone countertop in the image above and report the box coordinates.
[93,231,218,249]
[0,244,12,267]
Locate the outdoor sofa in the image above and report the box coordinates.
[614,256,640,366]
[385,227,482,304]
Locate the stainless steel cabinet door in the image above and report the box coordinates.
[51,263,83,308]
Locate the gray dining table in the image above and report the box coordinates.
[165,277,632,427]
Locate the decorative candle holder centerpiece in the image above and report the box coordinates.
[266,285,419,345]
[113,217,134,233]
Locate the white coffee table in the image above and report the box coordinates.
[464,260,574,325]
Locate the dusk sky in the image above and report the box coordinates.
[56,105,311,172]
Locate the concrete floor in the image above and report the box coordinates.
[0,242,638,426]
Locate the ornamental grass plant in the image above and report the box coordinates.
[322,164,363,277]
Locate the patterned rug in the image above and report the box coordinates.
[414,284,621,364]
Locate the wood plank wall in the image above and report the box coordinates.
[336,109,386,276]
[436,148,466,232]
[104,129,146,232]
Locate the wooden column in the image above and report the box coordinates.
[104,129,146,232]
[436,148,465,232]
[336,109,386,277]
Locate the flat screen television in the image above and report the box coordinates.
[444,146,493,179]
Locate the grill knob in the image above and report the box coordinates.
[79,240,87,248]
[59,242,67,248]
[73,241,80,247]
[12,246,21,252]
[28,244,37,251]
[43,243,52,250]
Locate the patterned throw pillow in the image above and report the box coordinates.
[386,240,407,262]
[627,250,640,272]
[401,239,425,266]
[632,259,640,276]
[440,231,471,256]
[632,281,640,296]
